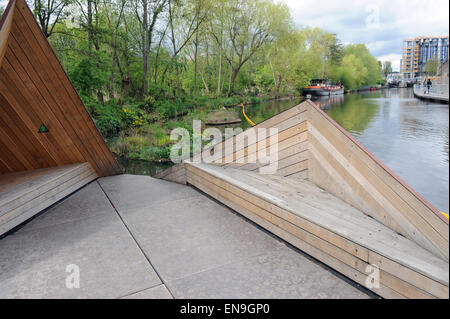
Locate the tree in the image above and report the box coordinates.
[344,44,381,86]
[382,61,392,78]
[424,58,439,76]
[29,0,73,38]
[328,34,344,66]
[134,0,167,96]
[210,0,290,95]
[333,54,367,90]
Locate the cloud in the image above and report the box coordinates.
[282,0,449,70]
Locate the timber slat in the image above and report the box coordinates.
[185,162,449,299]
[0,0,121,178]
[0,163,98,236]
[154,99,449,299]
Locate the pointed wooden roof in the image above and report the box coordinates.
[0,0,122,177]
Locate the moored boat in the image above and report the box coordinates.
[302,79,344,96]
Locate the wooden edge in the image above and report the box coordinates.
[185,166,443,298]
[201,103,307,158]
[0,0,14,29]
[305,99,448,225]
[153,162,183,179]
[0,0,15,67]
[185,163,449,297]
[187,162,450,285]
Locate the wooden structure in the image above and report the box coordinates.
[0,0,121,235]
[157,100,449,299]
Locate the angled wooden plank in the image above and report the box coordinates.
[306,100,449,261]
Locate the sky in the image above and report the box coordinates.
[283,0,449,71]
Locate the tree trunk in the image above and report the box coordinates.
[275,74,282,98]
[142,0,149,97]
[87,0,93,53]
[193,25,199,96]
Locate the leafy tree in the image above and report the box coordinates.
[344,44,381,86]
[328,34,344,66]
[382,61,392,78]
[27,0,73,38]
[210,0,291,95]
[424,58,439,76]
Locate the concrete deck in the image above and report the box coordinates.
[0,175,372,299]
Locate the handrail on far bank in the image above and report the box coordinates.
[414,83,449,98]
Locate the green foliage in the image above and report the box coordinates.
[89,101,124,136]
[70,57,106,97]
[382,61,393,78]
[424,58,440,76]
[342,44,381,86]
[34,0,383,163]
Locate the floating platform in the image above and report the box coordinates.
[157,100,449,299]
[0,175,372,299]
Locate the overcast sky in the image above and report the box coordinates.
[283,0,449,71]
[2,0,448,71]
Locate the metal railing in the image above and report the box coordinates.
[414,84,449,98]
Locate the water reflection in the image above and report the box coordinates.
[318,94,379,136]
[311,94,344,110]
[116,157,173,176]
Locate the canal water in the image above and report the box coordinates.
[119,88,449,214]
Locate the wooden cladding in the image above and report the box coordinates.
[305,100,449,261]
[0,0,121,177]
[157,100,448,266]
[0,163,98,236]
[185,162,448,299]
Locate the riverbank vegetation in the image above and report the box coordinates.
[3,0,383,161]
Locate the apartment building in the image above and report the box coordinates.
[401,36,449,79]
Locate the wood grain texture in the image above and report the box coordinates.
[0,163,98,236]
[152,95,449,299]
[185,162,449,299]
[0,0,121,177]
[306,100,449,261]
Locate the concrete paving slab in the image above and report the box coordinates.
[120,284,173,299]
[166,244,370,299]
[0,175,371,299]
[98,175,202,211]
[111,193,285,281]
[0,182,161,299]
[17,182,113,233]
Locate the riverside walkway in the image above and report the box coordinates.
[0,175,371,299]
[413,84,449,103]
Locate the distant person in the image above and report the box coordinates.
[427,78,432,94]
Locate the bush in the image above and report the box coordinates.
[93,102,124,136]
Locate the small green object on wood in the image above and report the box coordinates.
[38,124,49,133]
